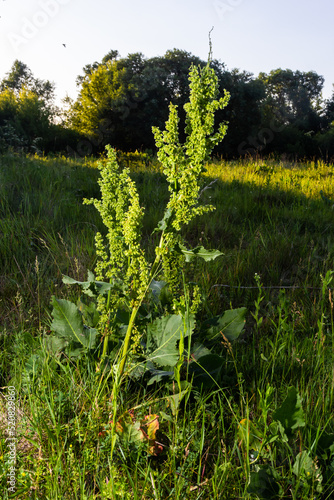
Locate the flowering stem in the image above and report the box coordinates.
[117,232,165,378]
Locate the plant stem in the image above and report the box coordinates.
[117,232,165,378]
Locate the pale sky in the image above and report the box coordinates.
[1,0,334,107]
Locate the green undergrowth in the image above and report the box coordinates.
[1,144,334,499]
[1,153,334,326]
[1,152,334,498]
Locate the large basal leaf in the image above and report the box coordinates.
[44,335,68,355]
[310,426,334,460]
[189,342,212,360]
[201,307,247,342]
[51,297,96,348]
[247,466,281,498]
[188,353,224,388]
[292,451,317,478]
[273,386,305,435]
[146,313,194,367]
[176,243,223,262]
[147,369,174,386]
[77,297,100,327]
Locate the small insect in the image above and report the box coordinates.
[62,43,66,48]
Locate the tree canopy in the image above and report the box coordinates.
[0,53,333,159]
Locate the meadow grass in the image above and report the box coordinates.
[0,152,334,499]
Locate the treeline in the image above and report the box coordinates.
[1,50,334,159]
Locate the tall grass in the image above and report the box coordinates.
[1,153,334,498]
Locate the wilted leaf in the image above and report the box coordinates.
[143,414,159,440]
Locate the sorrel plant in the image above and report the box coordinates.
[81,55,230,377]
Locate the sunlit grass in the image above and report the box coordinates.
[1,152,334,498]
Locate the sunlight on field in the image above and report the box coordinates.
[1,151,334,499]
[81,151,334,201]
[205,158,334,201]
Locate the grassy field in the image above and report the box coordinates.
[1,151,334,499]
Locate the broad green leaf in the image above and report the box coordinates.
[44,335,68,354]
[147,369,174,385]
[247,466,281,498]
[62,273,125,297]
[175,243,223,262]
[146,313,194,367]
[24,354,43,377]
[62,274,97,297]
[51,297,92,348]
[188,353,224,388]
[292,451,317,478]
[201,307,247,342]
[118,420,144,445]
[66,346,85,358]
[189,342,212,360]
[160,411,173,422]
[166,385,191,415]
[149,279,168,304]
[310,426,334,460]
[82,327,98,349]
[77,297,100,327]
[273,386,305,435]
[269,421,289,443]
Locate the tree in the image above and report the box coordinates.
[1,60,33,92]
[213,68,265,156]
[0,61,56,152]
[258,69,323,129]
[314,89,334,160]
[70,59,134,152]
[321,90,334,128]
[254,69,325,156]
[1,59,55,104]
[68,52,327,158]
[68,49,220,153]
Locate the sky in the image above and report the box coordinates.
[1,0,334,107]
